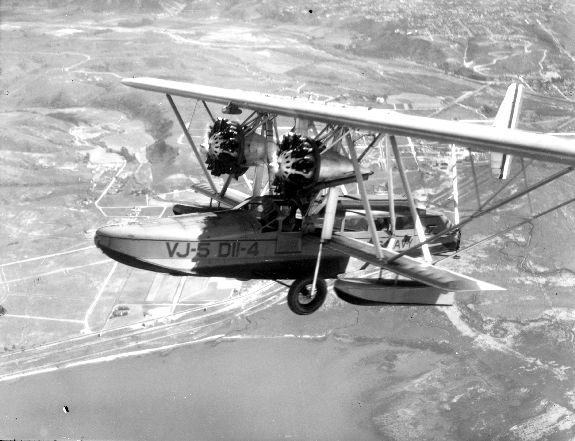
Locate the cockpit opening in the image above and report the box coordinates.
[235,196,302,232]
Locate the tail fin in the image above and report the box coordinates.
[490,83,524,179]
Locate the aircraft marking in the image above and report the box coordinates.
[380,236,414,250]
[197,242,210,258]
[165,241,261,259]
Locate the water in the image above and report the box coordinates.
[1,336,380,440]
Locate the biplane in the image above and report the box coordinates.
[94,78,575,314]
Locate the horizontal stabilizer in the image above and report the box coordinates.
[326,234,505,292]
[491,83,524,179]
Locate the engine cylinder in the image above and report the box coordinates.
[274,132,372,198]
[275,132,322,196]
[205,118,248,178]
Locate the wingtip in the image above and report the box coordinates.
[121,76,157,87]
[121,77,141,86]
[476,280,507,291]
[121,77,134,87]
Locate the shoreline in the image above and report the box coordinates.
[1,330,382,440]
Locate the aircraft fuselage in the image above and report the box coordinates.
[94,209,349,280]
[94,196,459,280]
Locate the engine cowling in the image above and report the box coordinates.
[205,121,372,198]
[206,118,269,179]
[205,118,248,178]
[275,132,371,197]
[275,132,321,194]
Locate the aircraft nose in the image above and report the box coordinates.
[94,226,106,249]
[94,225,123,249]
[94,223,143,254]
[94,228,103,249]
[93,217,206,260]
[93,223,178,273]
[96,223,141,238]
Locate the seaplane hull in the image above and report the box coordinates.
[95,209,349,280]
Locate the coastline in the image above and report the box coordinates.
[1,333,382,441]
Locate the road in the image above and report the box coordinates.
[0,281,285,382]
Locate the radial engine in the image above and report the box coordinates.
[205,117,370,198]
[206,118,275,178]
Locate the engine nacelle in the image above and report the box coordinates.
[206,121,372,196]
[275,132,321,191]
[205,118,267,178]
[275,132,371,197]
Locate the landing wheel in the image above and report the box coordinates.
[287,277,328,315]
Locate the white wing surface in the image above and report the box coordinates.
[123,77,575,166]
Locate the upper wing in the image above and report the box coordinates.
[123,77,575,166]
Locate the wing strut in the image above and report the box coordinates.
[468,149,482,209]
[201,100,216,123]
[450,145,460,224]
[266,117,277,196]
[314,123,333,142]
[324,127,351,153]
[166,94,218,193]
[434,195,575,264]
[346,132,384,260]
[220,174,233,199]
[389,135,432,263]
[310,186,340,296]
[385,135,396,234]
[388,165,573,263]
[252,120,266,197]
[241,110,258,127]
[520,156,534,214]
[358,133,383,162]
[480,159,534,210]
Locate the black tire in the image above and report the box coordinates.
[287,278,328,315]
